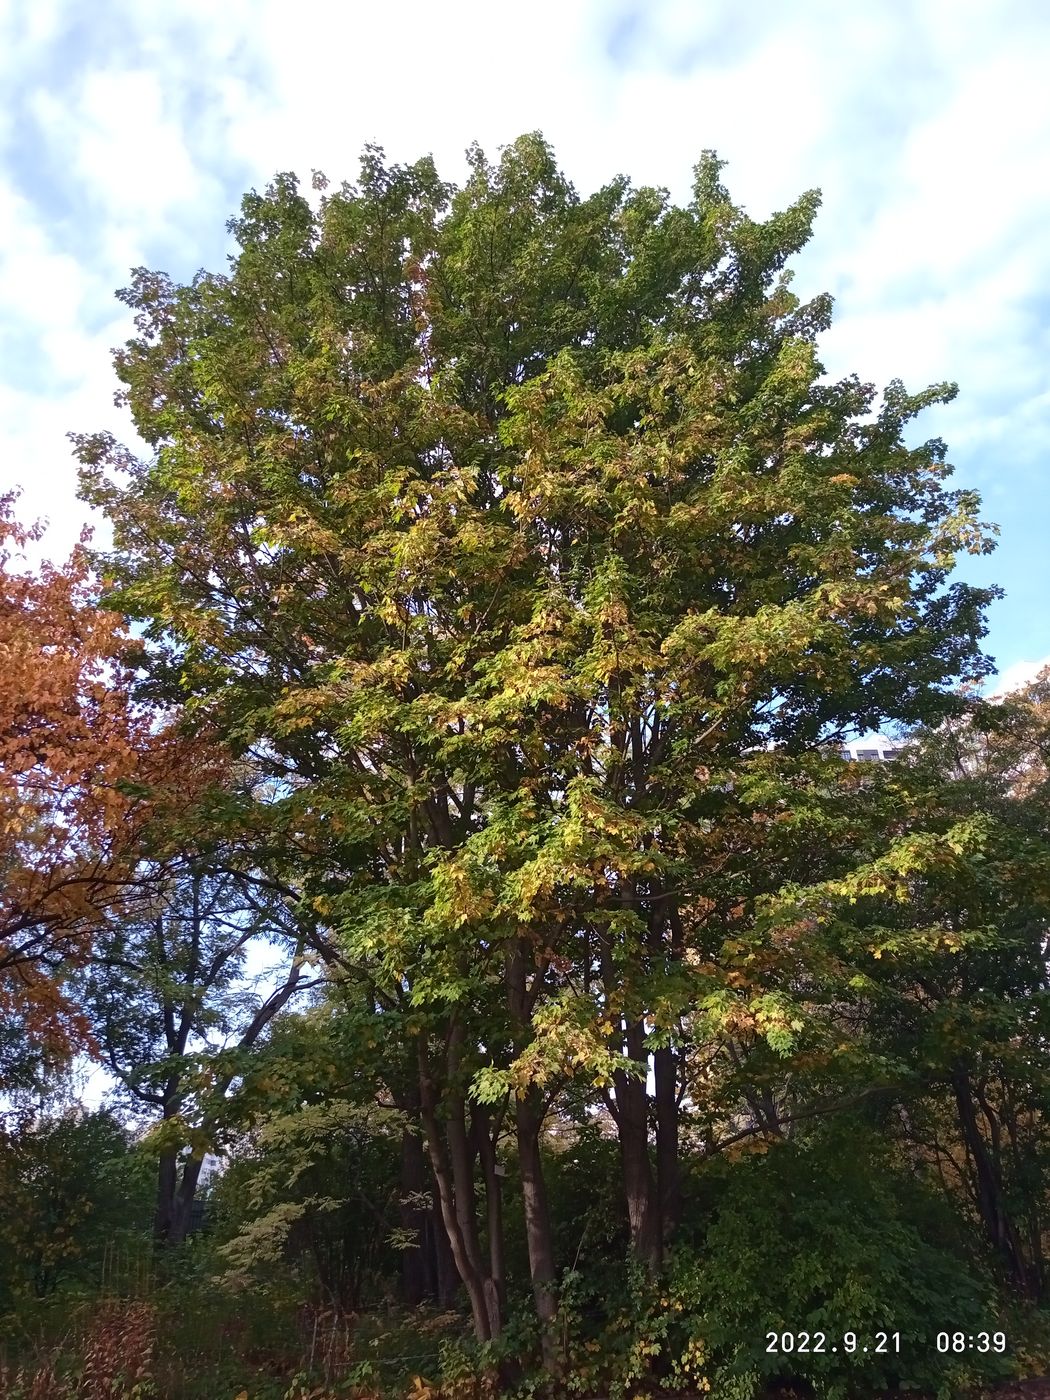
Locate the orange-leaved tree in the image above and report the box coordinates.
[0,491,212,1066]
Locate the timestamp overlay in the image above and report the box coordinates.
[764,1330,1009,1358]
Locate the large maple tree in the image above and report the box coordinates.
[76,134,998,1346]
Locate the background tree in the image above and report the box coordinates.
[0,492,222,1077]
[758,672,1050,1301]
[212,1000,408,1313]
[83,865,315,1245]
[875,673,1050,1300]
[0,1108,152,1308]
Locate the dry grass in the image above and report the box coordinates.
[0,1301,155,1400]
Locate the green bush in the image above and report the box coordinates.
[0,1109,153,1309]
[654,1128,1007,1398]
[534,1124,1014,1399]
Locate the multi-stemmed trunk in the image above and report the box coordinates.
[410,942,563,1357]
[599,896,674,1275]
[952,1065,1041,1299]
[153,1145,206,1246]
[417,1022,503,1341]
[396,1081,464,1308]
[610,1036,682,1274]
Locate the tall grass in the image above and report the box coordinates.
[0,1239,466,1400]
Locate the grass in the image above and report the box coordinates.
[0,1283,472,1400]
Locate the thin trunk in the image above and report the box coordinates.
[598,922,662,1273]
[507,938,561,1368]
[1002,1098,1046,1299]
[953,1067,1033,1296]
[473,1105,506,1308]
[447,1088,501,1337]
[399,1122,428,1306]
[652,896,685,1245]
[517,1088,559,1372]
[417,1032,500,1341]
[419,1096,493,1339]
[431,1199,460,1307]
[615,1018,661,1273]
[653,1044,680,1242]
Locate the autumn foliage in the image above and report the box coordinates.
[1,138,1048,1400]
[0,492,219,1058]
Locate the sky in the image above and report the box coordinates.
[1,0,1047,690]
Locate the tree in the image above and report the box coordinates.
[75,133,997,1349]
[0,1108,152,1306]
[213,1002,410,1312]
[83,865,314,1245]
[0,492,232,1088]
[873,675,1050,1300]
[759,673,1050,1300]
[0,493,159,1066]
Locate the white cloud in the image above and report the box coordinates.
[0,0,1047,668]
[989,657,1050,698]
[29,71,204,240]
[0,335,131,558]
[0,185,92,340]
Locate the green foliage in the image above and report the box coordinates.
[0,1110,152,1309]
[532,1126,1009,1400]
[675,1127,1005,1398]
[72,128,1002,1335]
[8,132,1050,1397]
[213,1097,405,1308]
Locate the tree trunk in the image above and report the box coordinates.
[419,1100,493,1338]
[153,1148,178,1243]
[615,1018,661,1273]
[417,1031,501,1341]
[166,1155,204,1245]
[154,1147,205,1247]
[447,1087,501,1338]
[653,1044,680,1243]
[517,1087,560,1371]
[399,1121,428,1306]
[431,1200,460,1306]
[472,1105,506,1309]
[507,937,561,1368]
[952,1067,1034,1297]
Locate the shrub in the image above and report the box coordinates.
[646,1126,1008,1399]
[531,1123,1013,1399]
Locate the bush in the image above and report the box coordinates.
[540,1124,1013,1399]
[672,1129,1007,1398]
[0,1110,152,1309]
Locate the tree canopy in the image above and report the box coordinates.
[1,135,1044,1400]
